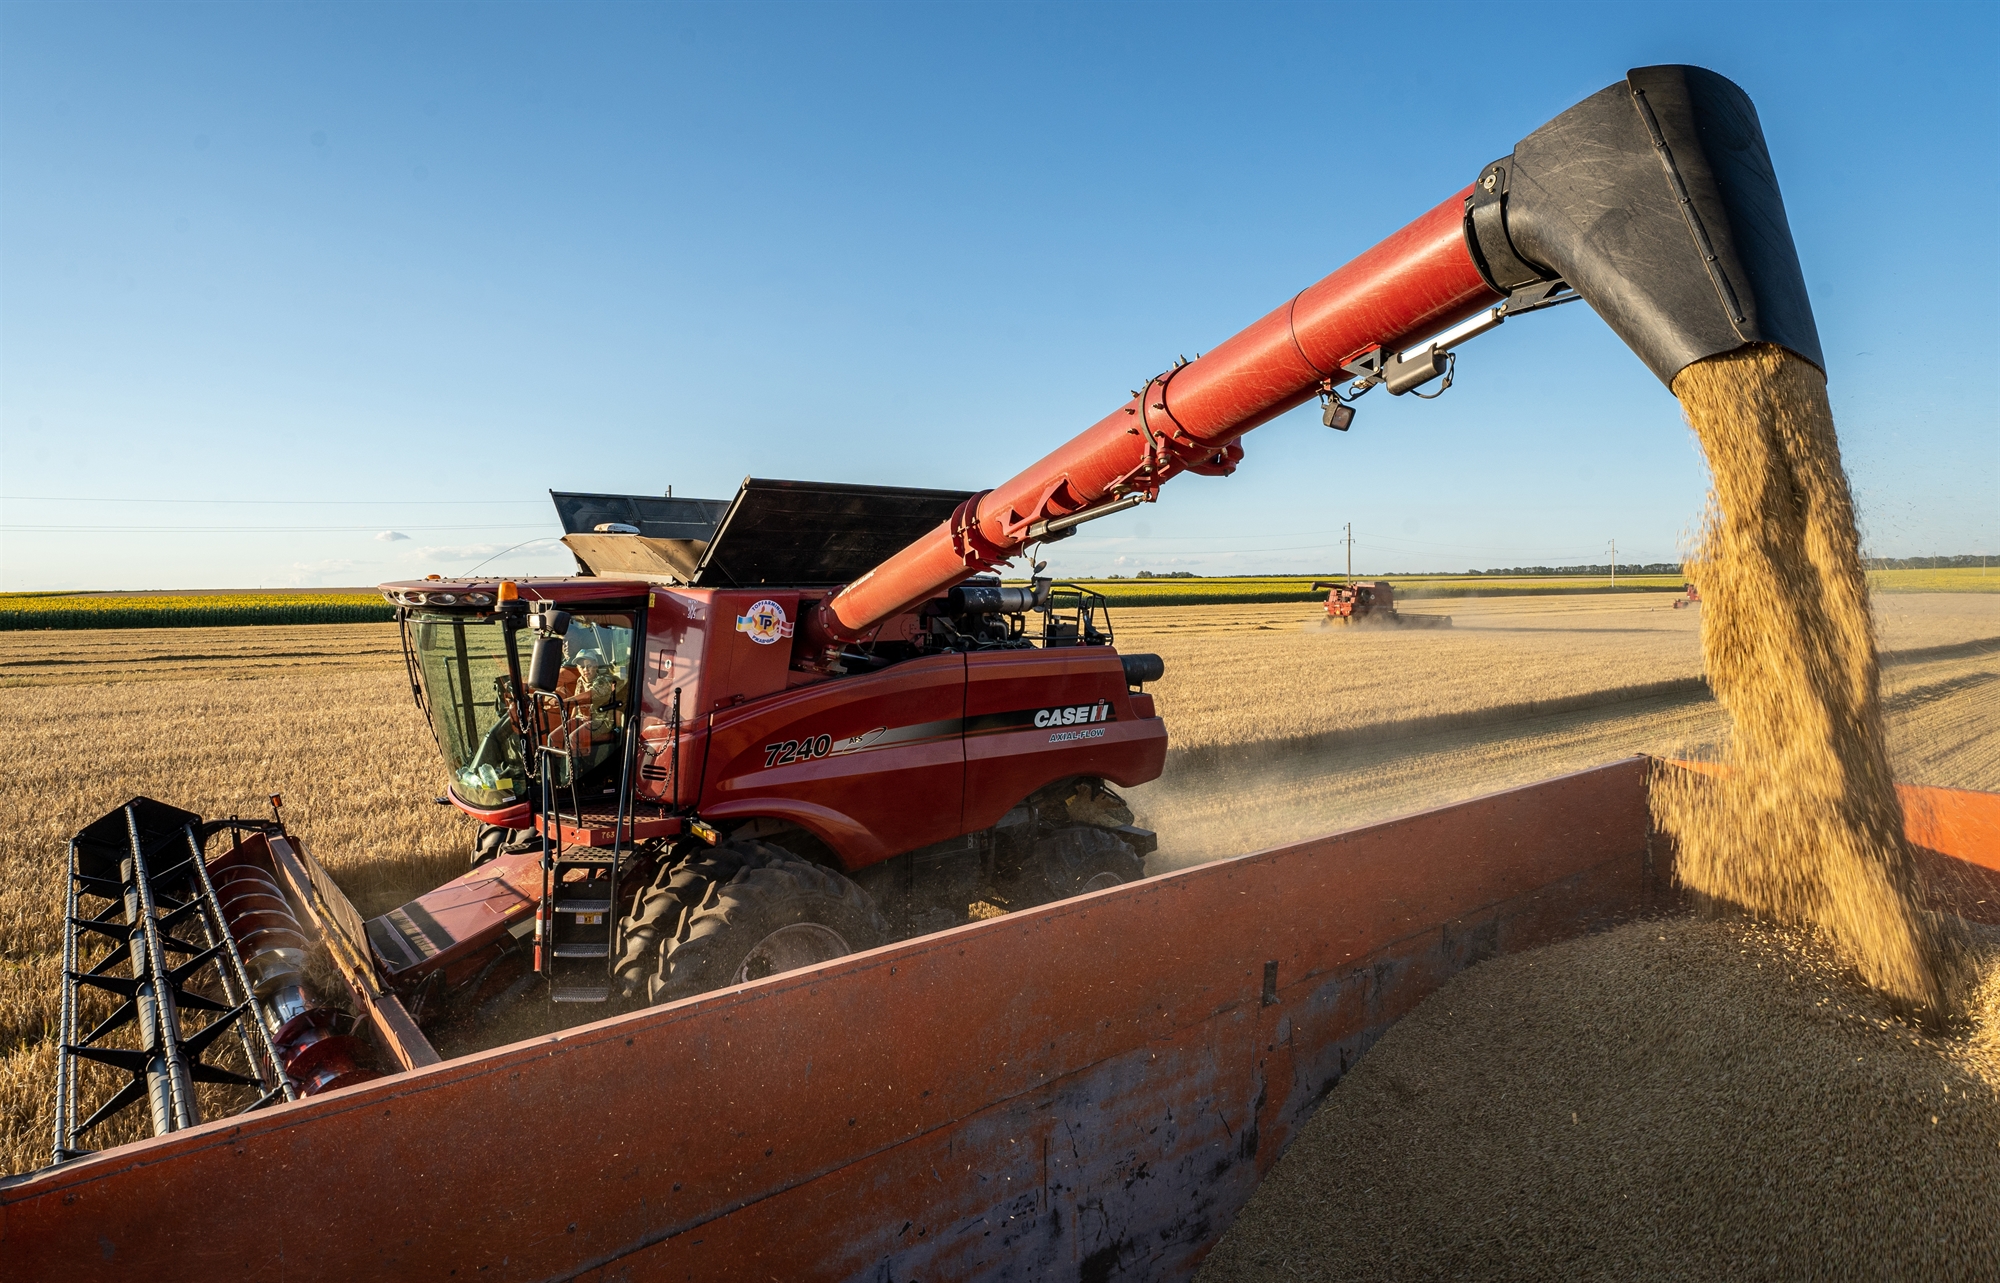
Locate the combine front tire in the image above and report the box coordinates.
[645,843,888,1004]
[472,824,536,866]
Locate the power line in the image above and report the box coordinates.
[1,523,559,534]
[0,495,551,506]
[1067,527,1660,558]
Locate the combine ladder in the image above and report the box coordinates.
[539,844,618,1004]
[534,712,638,1004]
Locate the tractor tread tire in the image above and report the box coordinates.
[614,843,774,994]
[613,881,684,991]
[648,845,887,1004]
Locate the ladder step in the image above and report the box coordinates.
[551,942,609,958]
[555,898,613,915]
[551,985,610,1003]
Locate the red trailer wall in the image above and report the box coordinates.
[2,758,1678,1280]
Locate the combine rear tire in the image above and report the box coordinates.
[1038,825,1144,899]
[646,842,888,1004]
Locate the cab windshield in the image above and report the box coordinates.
[408,609,639,809]
[409,614,526,810]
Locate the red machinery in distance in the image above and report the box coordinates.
[1310,580,1452,629]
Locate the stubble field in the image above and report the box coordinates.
[1,591,1996,1176]
[1119,592,2000,864]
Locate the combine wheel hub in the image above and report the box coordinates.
[734,923,854,985]
[1038,825,1144,899]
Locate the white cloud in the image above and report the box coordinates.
[375,530,410,542]
[281,558,360,588]
[411,544,501,562]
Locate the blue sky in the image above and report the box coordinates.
[2,1,1994,590]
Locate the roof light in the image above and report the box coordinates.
[464,591,494,606]
[497,580,519,602]
[426,574,442,581]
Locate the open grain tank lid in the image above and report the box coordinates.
[553,479,977,588]
[552,490,733,582]
[691,478,977,589]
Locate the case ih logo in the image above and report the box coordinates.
[735,599,793,645]
[1034,702,1111,729]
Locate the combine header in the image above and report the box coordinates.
[11,65,1930,1282]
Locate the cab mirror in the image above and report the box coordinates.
[527,635,565,692]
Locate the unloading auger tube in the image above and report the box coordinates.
[801,64,1822,654]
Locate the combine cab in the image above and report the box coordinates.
[1311,579,1452,628]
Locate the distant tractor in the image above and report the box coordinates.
[1673,583,1702,609]
[1311,580,1452,629]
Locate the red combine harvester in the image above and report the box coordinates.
[25,66,1964,1283]
[374,488,1168,1009]
[1310,578,1452,628]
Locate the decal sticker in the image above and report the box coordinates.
[757,721,961,769]
[1031,702,1112,729]
[735,599,794,645]
[764,734,835,768]
[755,701,1121,769]
[831,726,890,756]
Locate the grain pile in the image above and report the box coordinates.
[1196,915,2000,1282]
[1652,345,1967,1016]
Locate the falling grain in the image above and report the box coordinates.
[1652,344,1968,1016]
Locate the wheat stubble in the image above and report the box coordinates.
[1654,344,1967,1016]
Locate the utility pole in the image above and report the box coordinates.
[1608,538,1617,587]
[1343,523,1355,583]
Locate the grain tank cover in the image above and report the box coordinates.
[691,478,976,588]
[552,490,734,582]
[550,491,732,541]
